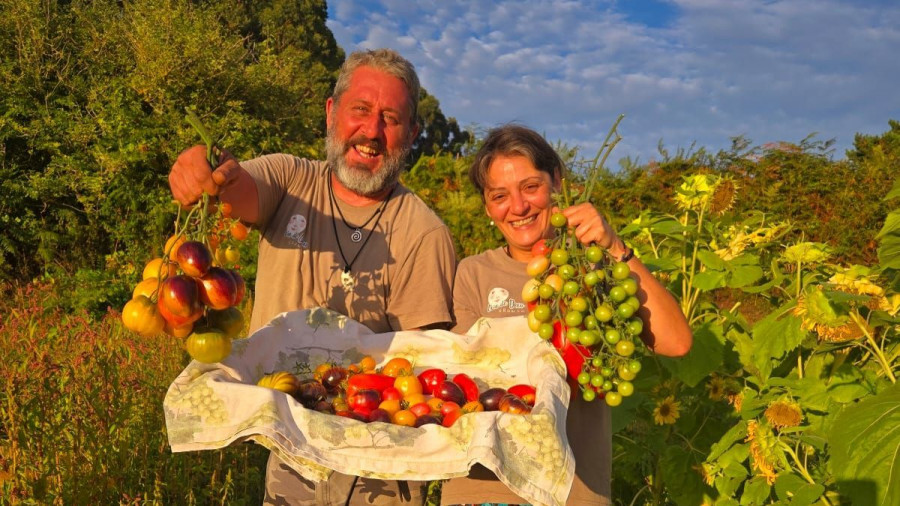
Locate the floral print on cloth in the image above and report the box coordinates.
[164,308,575,506]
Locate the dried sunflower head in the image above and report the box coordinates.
[764,399,803,430]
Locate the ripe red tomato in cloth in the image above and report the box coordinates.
[508,384,537,406]
[550,322,588,384]
[452,373,480,403]
[417,368,447,395]
[346,373,396,397]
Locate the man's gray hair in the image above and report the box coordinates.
[332,48,421,128]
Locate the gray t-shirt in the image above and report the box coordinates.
[444,247,612,505]
[242,154,456,334]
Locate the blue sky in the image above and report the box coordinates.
[327,0,900,165]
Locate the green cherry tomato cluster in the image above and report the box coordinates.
[521,212,644,407]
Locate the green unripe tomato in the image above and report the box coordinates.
[562,280,580,296]
[564,310,584,328]
[594,304,614,322]
[538,322,555,340]
[558,264,576,280]
[601,366,613,378]
[602,380,614,391]
[585,245,603,263]
[590,374,604,388]
[626,319,644,336]
[604,328,621,345]
[566,327,582,343]
[582,388,597,402]
[578,330,599,346]
[618,365,637,381]
[627,360,642,373]
[616,340,635,357]
[617,381,634,397]
[569,296,588,313]
[609,286,627,303]
[583,315,598,330]
[612,261,631,280]
[550,249,569,266]
[583,271,600,287]
[550,212,567,228]
[538,283,555,300]
[620,278,638,296]
[591,357,603,368]
[605,392,622,407]
[533,304,551,322]
[577,371,591,385]
[616,303,635,319]
[625,296,641,311]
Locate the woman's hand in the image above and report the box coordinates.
[560,203,623,253]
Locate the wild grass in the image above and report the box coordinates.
[0,282,267,504]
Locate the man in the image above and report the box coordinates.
[169,49,456,505]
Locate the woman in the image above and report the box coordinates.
[442,125,692,505]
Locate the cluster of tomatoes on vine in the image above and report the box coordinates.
[258,356,537,428]
[121,200,250,363]
[521,211,645,407]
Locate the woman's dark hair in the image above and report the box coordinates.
[469,124,565,198]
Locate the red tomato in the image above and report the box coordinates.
[347,373,396,397]
[409,402,432,418]
[452,373,480,403]
[381,387,402,401]
[417,368,447,395]
[508,384,537,406]
[531,239,552,258]
[441,404,463,428]
[440,401,461,417]
[348,389,381,412]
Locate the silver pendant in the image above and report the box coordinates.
[350,228,363,243]
[341,269,356,290]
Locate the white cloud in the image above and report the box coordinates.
[327,0,900,162]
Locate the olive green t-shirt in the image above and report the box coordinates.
[445,247,611,506]
[242,154,455,334]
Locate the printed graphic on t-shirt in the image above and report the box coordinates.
[285,214,309,249]
[486,286,525,313]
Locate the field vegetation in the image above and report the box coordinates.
[2,1,899,504]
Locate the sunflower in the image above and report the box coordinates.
[653,396,681,425]
[709,175,739,215]
[746,420,780,484]
[782,242,831,264]
[674,174,717,212]
[706,375,726,401]
[764,399,803,430]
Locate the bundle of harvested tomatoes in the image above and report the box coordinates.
[121,199,250,363]
[257,356,537,428]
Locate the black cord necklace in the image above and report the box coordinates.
[327,173,393,287]
[329,176,386,243]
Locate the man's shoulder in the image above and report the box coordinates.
[393,184,450,232]
[243,154,327,176]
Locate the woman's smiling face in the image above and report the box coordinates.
[483,155,557,262]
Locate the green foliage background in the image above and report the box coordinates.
[2,1,900,505]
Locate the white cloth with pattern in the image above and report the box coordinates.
[164,308,575,506]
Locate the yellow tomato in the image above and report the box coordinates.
[394,374,423,397]
[403,393,426,407]
[359,356,377,373]
[391,409,416,427]
[122,295,165,337]
[132,277,160,300]
[382,357,413,377]
[143,257,177,281]
[426,397,444,413]
[378,399,402,416]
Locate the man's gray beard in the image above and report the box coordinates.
[326,128,409,197]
